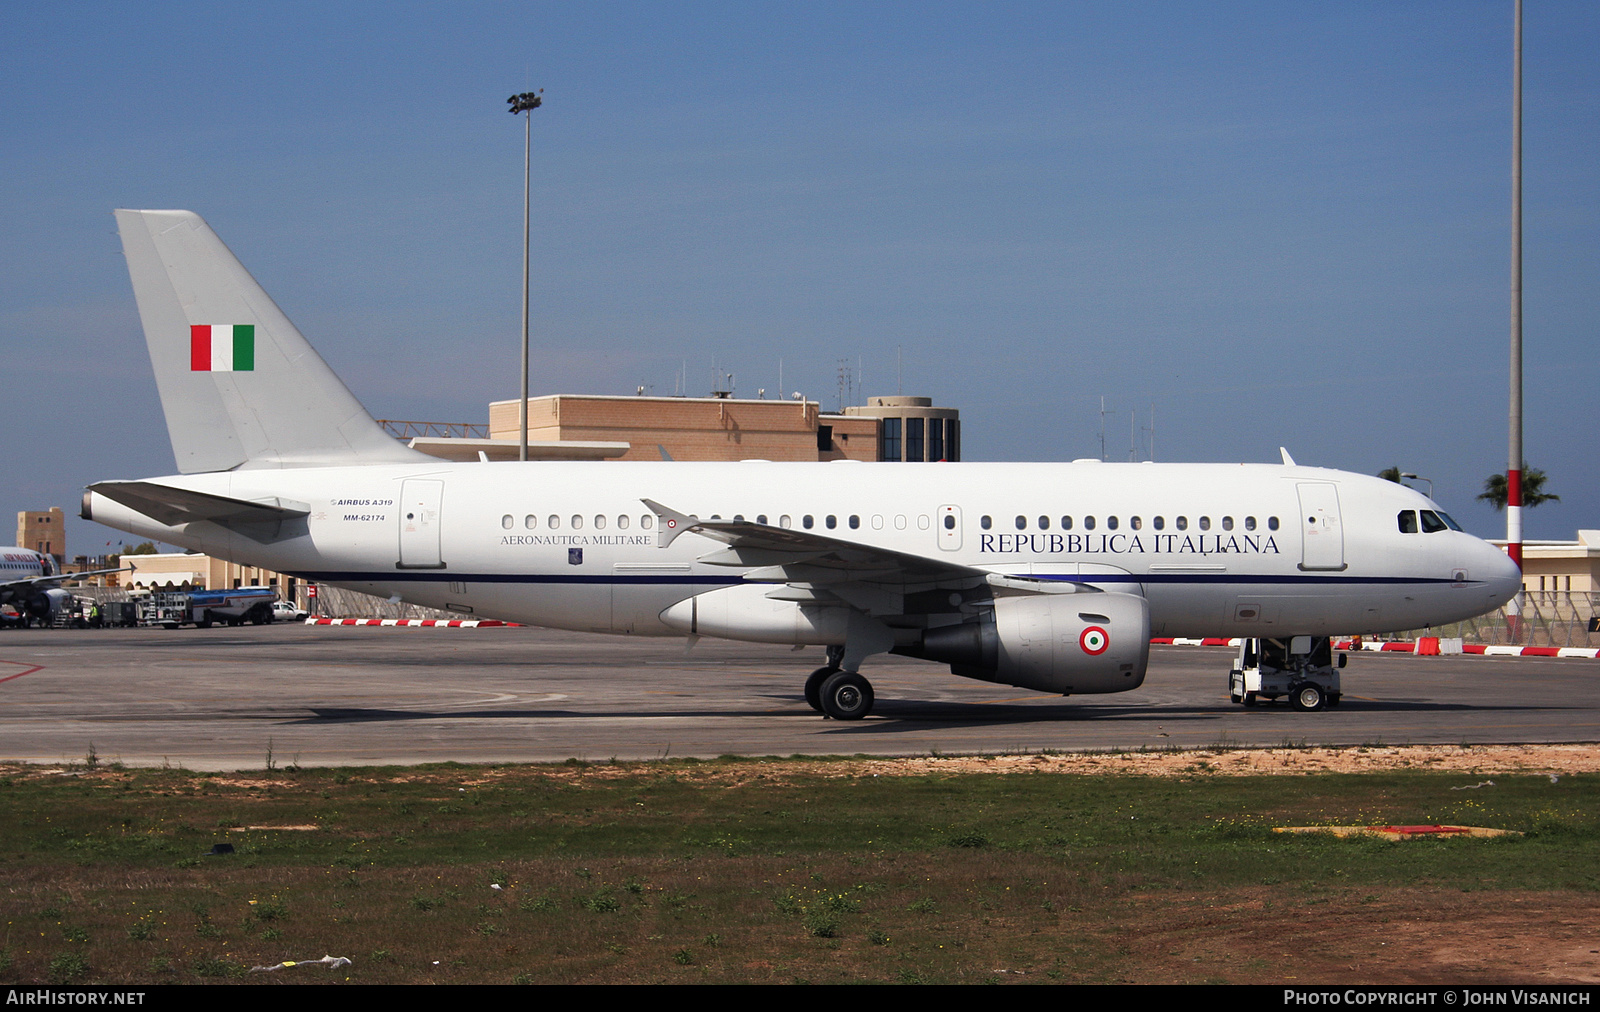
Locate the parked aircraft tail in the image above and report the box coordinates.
[114,209,425,473]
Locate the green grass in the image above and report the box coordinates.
[0,758,1594,984]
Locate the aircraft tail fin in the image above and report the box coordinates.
[114,209,427,473]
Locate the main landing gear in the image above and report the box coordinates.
[804,647,877,720]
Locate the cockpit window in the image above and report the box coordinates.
[1398,510,1418,534]
[1420,510,1448,534]
[1438,512,1463,531]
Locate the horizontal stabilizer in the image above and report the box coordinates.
[90,481,309,527]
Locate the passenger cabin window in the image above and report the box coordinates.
[1176,516,1188,531]
[1153,516,1164,530]
[981,515,992,530]
[943,514,956,530]
[571,515,583,530]
[1061,516,1073,530]
[525,515,537,529]
[1015,515,1026,530]
[756,514,767,526]
[1107,516,1119,531]
[1398,510,1419,534]
[1222,516,1234,531]
[594,515,606,529]
[917,515,930,530]
[779,515,792,528]
[1244,516,1256,531]
[825,515,837,529]
[641,515,654,529]
[895,515,907,530]
[1268,516,1280,531]
[849,515,860,529]
[1084,516,1096,530]
[501,514,513,529]
[1199,516,1211,531]
[618,515,630,529]
[1130,516,1142,530]
[1038,516,1050,530]
[548,515,561,529]
[803,515,814,529]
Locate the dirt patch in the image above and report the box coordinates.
[1119,889,1600,984]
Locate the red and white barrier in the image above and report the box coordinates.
[304,617,520,628]
[1150,636,1598,659]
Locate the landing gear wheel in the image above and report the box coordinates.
[1242,691,1257,707]
[1291,682,1326,712]
[818,670,875,721]
[804,666,837,712]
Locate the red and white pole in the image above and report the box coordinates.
[1507,0,1523,571]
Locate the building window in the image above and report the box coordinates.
[881,418,901,461]
[929,418,944,461]
[948,420,960,461]
[906,417,924,462]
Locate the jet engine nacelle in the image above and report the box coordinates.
[899,591,1150,694]
[25,588,73,624]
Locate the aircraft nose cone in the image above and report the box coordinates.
[1481,541,1523,609]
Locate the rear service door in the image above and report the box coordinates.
[398,479,446,569]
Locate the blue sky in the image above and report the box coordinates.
[2,1,1595,554]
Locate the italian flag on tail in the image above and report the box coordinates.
[190,324,255,371]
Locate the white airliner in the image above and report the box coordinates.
[0,548,122,626]
[82,210,1521,718]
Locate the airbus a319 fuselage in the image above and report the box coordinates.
[82,209,1521,720]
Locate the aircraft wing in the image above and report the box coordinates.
[641,498,1088,598]
[4,565,128,592]
[89,481,310,527]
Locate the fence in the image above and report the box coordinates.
[1393,591,1598,649]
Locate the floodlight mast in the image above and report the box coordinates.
[508,90,543,462]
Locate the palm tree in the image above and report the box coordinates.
[1378,466,1402,483]
[1479,464,1559,512]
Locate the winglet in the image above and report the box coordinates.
[641,499,699,548]
[1280,447,1297,466]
